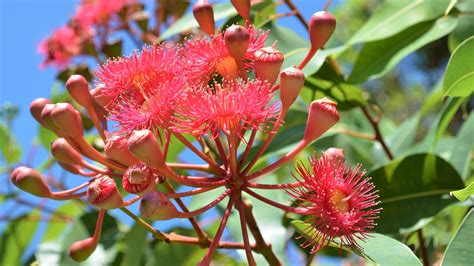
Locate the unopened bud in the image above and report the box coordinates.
[87,176,123,209]
[122,163,156,195]
[69,237,97,262]
[51,138,84,165]
[322,147,345,163]
[91,84,113,109]
[127,130,165,169]
[279,66,305,110]
[104,135,139,166]
[224,25,250,61]
[51,103,84,138]
[11,166,52,198]
[230,0,250,22]
[66,75,94,108]
[58,161,83,175]
[30,98,51,128]
[304,98,339,142]
[309,11,336,50]
[215,57,240,80]
[140,191,180,220]
[41,104,66,136]
[254,45,284,85]
[193,1,215,35]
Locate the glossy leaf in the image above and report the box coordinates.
[442,36,474,97]
[159,3,237,41]
[442,209,474,264]
[349,0,450,44]
[349,17,458,83]
[450,182,474,201]
[369,153,465,234]
[291,220,421,265]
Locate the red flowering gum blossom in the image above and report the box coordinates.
[87,176,124,209]
[11,166,52,198]
[322,147,345,163]
[279,66,305,111]
[38,26,82,69]
[309,11,336,50]
[193,0,215,35]
[254,45,284,85]
[230,0,251,22]
[224,25,250,61]
[303,98,339,142]
[288,155,381,252]
[139,191,180,220]
[91,84,114,109]
[51,138,84,166]
[69,237,97,262]
[122,163,156,195]
[30,98,51,128]
[127,129,165,169]
[104,135,140,166]
[173,79,279,139]
[51,103,84,138]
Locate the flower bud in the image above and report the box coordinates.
[51,138,84,165]
[51,103,84,138]
[66,75,94,108]
[215,57,240,80]
[230,0,250,22]
[127,130,165,169]
[279,66,305,110]
[193,0,215,36]
[254,45,284,85]
[87,176,123,209]
[122,163,156,195]
[140,191,180,220]
[69,237,97,262]
[58,161,83,175]
[91,84,113,109]
[304,98,339,142]
[322,147,345,163]
[41,104,66,136]
[30,98,51,128]
[224,25,250,61]
[11,166,52,198]
[309,11,336,50]
[104,135,140,166]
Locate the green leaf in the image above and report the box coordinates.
[103,40,123,58]
[442,36,474,97]
[0,123,22,164]
[291,220,421,265]
[450,182,474,201]
[369,153,465,234]
[122,223,148,266]
[349,0,450,45]
[158,3,237,41]
[42,202,84,242]
[442,209,474,264]
[36,124,57,151]
[448,15,474,52]
[449,112,474,179]
[0,211,40,265]
[349,17,458,83]
[386,114,420,157]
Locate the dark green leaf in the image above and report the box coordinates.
[442,36,474,97]
[349,17,458,83]
[369,153,465,234]
[103,40,123,58]
[442,209,474,264]
[122,223,148,266]
[349,0,450,44]
[450,182,474,201]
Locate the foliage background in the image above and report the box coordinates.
[0,0,472,265]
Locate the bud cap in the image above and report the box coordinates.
[309,11,336,50]
[224,25,250,60]
[254,45,284,85]
[193,1,215,35]
[127,130,165,169]
[51,103,84,138]
[304,97,339,142]
[279,66,305,110]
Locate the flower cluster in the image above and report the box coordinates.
[17,1,380,264]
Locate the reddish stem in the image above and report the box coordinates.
[246,181,301,189]
[51,180,92,200]
[214,136,229,169]
[238,129,257,169]
[167,163,216,173]
[178,189,231,218]
[243,188,305,214]
[237,195,257,266]
[166,187,218,198]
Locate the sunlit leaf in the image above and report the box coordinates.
[442,36,474,97]
[450,182,474,201]
[442,209,474,264]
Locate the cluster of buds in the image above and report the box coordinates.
[16,1,380,264]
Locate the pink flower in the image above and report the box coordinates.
[75,0,136,29]
[38,26,82,69]
[288,154,381,253]
[95,45,181,104]
[173,79,279,139]
[183,26,268,83]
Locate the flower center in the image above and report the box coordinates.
[330,189,350,213]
